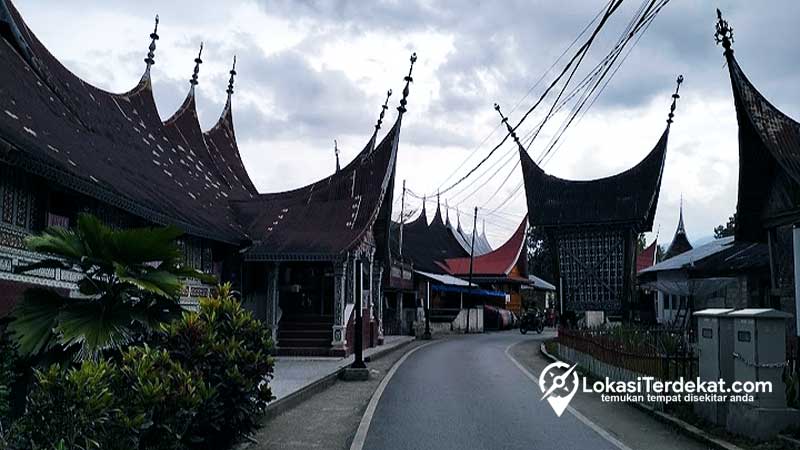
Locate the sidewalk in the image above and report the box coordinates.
[270,335,414,401]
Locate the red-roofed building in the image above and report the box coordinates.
[437,218,530,315]
[636,241,658,273]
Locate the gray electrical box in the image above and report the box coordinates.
[728,308,792,409]
[693,308,735,425]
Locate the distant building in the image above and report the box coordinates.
[663,200,693,260]
[438,218,530,316]
[639,237,769,328]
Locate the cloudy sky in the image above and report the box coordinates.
[15,0,799,248]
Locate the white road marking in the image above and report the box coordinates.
[349,341,438,450]
[504,340,634,450]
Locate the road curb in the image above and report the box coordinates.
[365,337,414,362]
[538,342,747,450]
[236,338,419,449]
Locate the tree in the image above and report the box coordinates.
[714,213,736,239]
[637,233,647,254]
[656,244,667,263]
[527,226,557,284]
[9,213,213,362]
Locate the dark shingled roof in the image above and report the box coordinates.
[0,0,250,243]
[664,204,692,259]
[723,44,800,241]
[393,204,469,273]
[234,119,401,261]
[519,127,668,231]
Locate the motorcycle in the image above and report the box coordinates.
[519,310,544,334]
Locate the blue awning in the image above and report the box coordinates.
[431,284,507,298]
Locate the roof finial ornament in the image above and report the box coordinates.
[714,9,734,55]
[143,15,159,71]
[445,199,450,225]
[375,89,392,132]
[334,139,340,173]
[494,103,523,148]
[397,52,417,114]
[226,55,237,96]
[666,75,683,125]
[677,194,686,233]
[190,42,204,87]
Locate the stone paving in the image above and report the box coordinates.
[270,335,414,401]
[252,338,425,450]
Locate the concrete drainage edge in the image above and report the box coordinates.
[236,338,417,449]
[538,342,746,450]
[365,338,414,362]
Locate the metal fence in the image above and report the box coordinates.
[558,327,697,381]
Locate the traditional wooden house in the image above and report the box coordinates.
[0,3,244,314]
[233,73,414,355]
[509,77,683,319]
[714,11,800,333]
[0,0,415,357]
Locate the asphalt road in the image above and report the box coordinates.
[362,331,621,450]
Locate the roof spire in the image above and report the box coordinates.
[666,75,683,125]
[445,199,450,225]
[397,52,417,114]
[494,103,524,149]
[143,15,159,74]
[456,206,462,229]
[226,55,237,96]
[375,89,392,132]
[189,42,204,88]
[334,139,340,173]
[677,195,685,233]
[714,9,734,56]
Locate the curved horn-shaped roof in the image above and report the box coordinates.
[0,0,245,242]
[718,16,800,241]
[439,216,527,276]
[519,127,669,231]
[233,115,402,261]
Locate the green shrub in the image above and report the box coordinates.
[158,283,275,449]
[119,345,213,450]
[7,360,137,450]
[0,329,16,430]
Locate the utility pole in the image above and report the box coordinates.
[466,206,477,334]
[399,180,406,259]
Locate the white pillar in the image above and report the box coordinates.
[559,277,564,315]
[332,259,348,349]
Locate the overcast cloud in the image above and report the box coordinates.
[15,0,800,248]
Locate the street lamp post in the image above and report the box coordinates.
[466,207,477,334]
[344,259,369,380]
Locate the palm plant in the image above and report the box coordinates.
[9,213,214,362]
